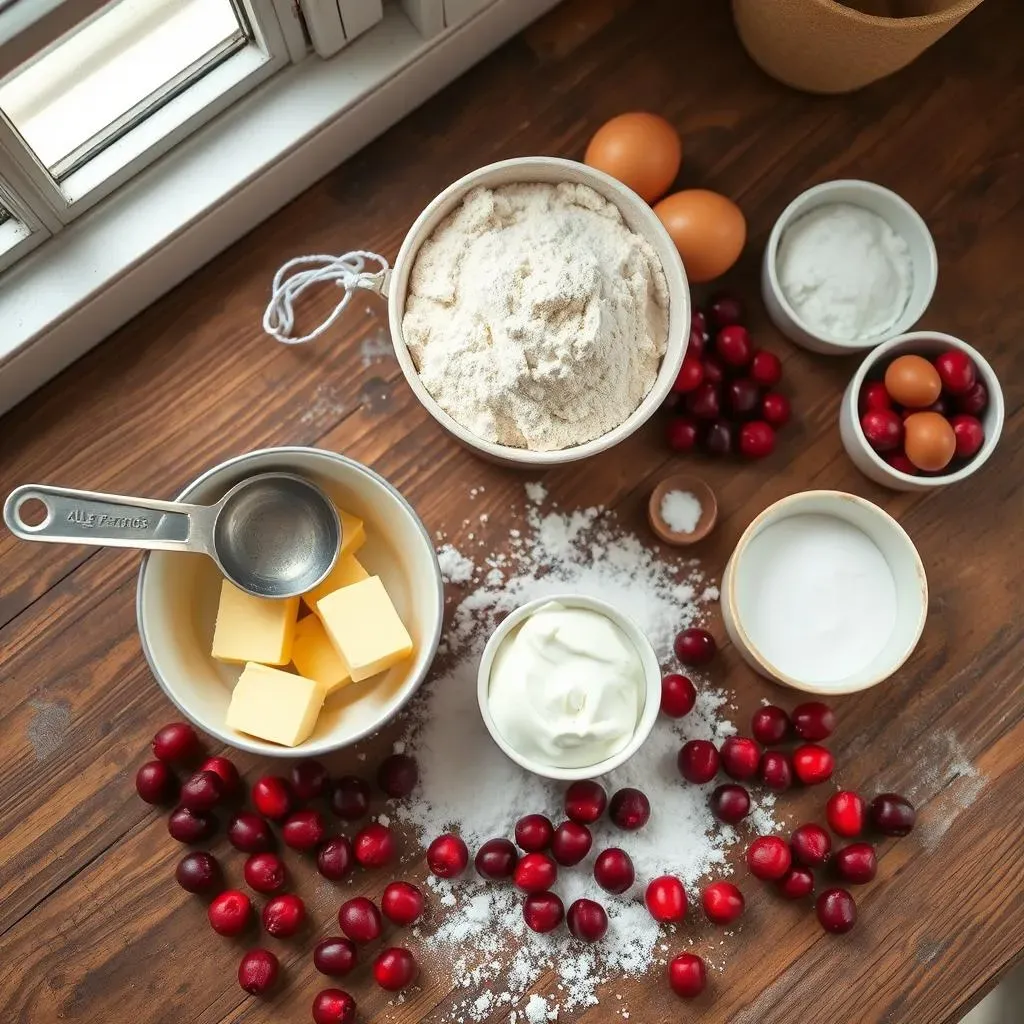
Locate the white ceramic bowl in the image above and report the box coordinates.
[137,447,444,757]
[476,594,661,780]
[721,490,927,695]
[385,156,690,466]
[840,331,1004,491]
[762,179,937,354]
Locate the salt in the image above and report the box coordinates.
[659,489,702,534]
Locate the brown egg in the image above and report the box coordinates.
[653,190,746,283]
[884,355,942,408]
[903,412,956,472]
[584,113,682,203]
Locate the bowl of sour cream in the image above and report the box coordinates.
[476,595,661,781]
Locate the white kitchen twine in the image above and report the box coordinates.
[263,251,390,345]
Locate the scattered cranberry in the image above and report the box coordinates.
[835,842,877,884]
[739,420,775,459]
[792,744,835,785]
[666,416,700,452]
[674,627,716,666]
[686,381,721,420]
[608,788,651,830]
[645,875,687,923]
[672,356,705,394]
[791,701,836,740]
[746,835,792,881]
[282,809,327,852]
[338,897,382,943]
[312,989,356,1024]
[551,821,593,866]
[252,776,293,820]
[720,737,761,781]
[377,753,418,798]
[750,349,782,387]
[701,355,726,384]
[200,756,241,798]
[709,784,750,824]
[790,824,832,867]
[523,891,564,933]
[567,898,608,942]
[677,739,720,784]
[238,948,279,996]
[860,408,903,452]
[702,418,735,456]
[515,814,554,852]
[179,770,224,813]
[660,673,697,718]
[751,705,790,745]
[950,414,985,458]
[702,881,744,925]
[263,893,305,938]
[227,812,275,853]
[777,866,814,900]
[565,779,607,824]
[934,350,976,395]
[168,805,216,843]
[708,292,744,328]
[885,451,919,475]
[374,947,417,991]
[330,775,371,820]
[759,751,793,791]
[175,851,222,894]
[594,848,635,894]
[761,392,791,428]
[290,759,329,801]
[514,852,558,893]
[668,952,707,999]
[725,378,761,419]
[715,325,753,368]
[816,888,856,933]
[381,881,425,925]
[135,760,177,804]
[317,836,354,881]
[314,937,357,977]
[244,852,287,894]
[870,793,916,836]
[427,833,468,878]
[152,722,200,763]
[859,381,892,414]
[956,380,988,416]
[688,325,708,358]
[355,823,397,868]
[475,838,520,879]
[208,890,252,936]
[827,791,867,838]
[691,309,708,334]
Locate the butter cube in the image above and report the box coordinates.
[211,580,299,665]
[291,614,352,696]
[302,553,369,611]
[317,576,413,682]
[226,662,326,746]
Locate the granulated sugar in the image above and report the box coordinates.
[393,492,777,1020]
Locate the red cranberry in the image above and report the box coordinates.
[702,881,744,925]
[750,349,783,387]
[923,396,952,417]
[859,381,892,414]
[792,744,834,785]
[227,812,275,853]
[208,890,251,936]
[135,760,177,804]
[179,770,224,813]
[688,325,709,357]
[677,740,720,784]
[672,356,705,394]
[609,788,651,831]
[593,848,634,895]
[709,784,750,824]
[427,833,468,878]
[238,948,279,995]
[152,722,200,763]
[666,416,700,452]
[746,835,792,881]
[860,409,903,452]
[777,866,814,900]
[686,381,722,420]
[661,673,697,718]
[514,852,558,893]
[725,378,761,419]
[761,392,791,428]
[314,937,358,977]
[956,380,988,416]
[668,952,706,999]
[168,805,216,843]
[827,791,867,838]
[674,628,716,666]
[330,775,371,820]
[692,309,708,332]
[263,893,305,937]
[885,451,919,475]
[834,842,877,884]
[715,325,753,368]
[870,793,916,836]
[381,881,425,925]
[244,851,286,894]
[515,814,554,852]
[790,823,832,867]
[702,418,735,456]
[567,898,608,942]
[701,355,726,384]
[720,737,761,781]
[565,779,607,824]
[376,753,418,798]
[550,821,592,866]
[355,823,396,868]
[816,888,856,933]
[200,756,241,798]
[791,701,836,740]
[645,875,687,923]
[739,420,775,459]
[751,705,790,745]
[317,836,354,881]
[759,751,793,791]
[934,350,976,395]
[523,891,565,933]
[282,809,327,852]
[475,838,520,879]
[338,897,382,943]
[950,414,984,458]
[290,759,329,801]
[252,776,293,820]
[373,947,417,991]
[312,989,356,1024]
[175,851,222,894]
[708,292,744,328]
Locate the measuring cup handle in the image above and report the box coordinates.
[3,484,205,551]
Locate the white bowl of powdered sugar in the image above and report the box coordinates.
[385,157,690,465]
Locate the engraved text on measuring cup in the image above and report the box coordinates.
[67,509,150,529]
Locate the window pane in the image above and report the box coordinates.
[0,0,248,178]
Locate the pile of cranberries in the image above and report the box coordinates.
[664,293,791,460]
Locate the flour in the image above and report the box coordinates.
[402,182,669,451]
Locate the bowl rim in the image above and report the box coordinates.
[475,592,662,780]
[136,445,445,757]
[845,331,1005,486]
[724,489,928,695]
[764,178,938,351]
[387,155,690,465]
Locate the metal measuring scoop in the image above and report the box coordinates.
[3,473,341,600]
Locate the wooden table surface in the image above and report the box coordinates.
[2,1,1022,1021]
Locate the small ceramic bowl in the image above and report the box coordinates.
[762,179,937,354]
[839,331,1004,491]
[720,490,927,695]
[647,474,717,546]
[476,594,661,780]
[137,447,444,757]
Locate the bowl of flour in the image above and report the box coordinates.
[385,157,690,465]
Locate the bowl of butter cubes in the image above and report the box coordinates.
[137,446,444,756]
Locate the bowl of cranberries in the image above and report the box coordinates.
[840,332,1004,491]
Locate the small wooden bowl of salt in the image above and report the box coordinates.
[648,474,717,546]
